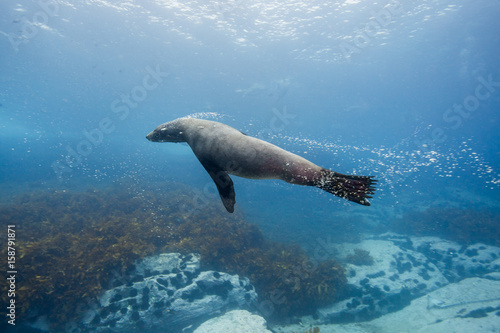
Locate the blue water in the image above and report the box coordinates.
[1,0,500,331]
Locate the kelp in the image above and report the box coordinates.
[171,217,346,317]
[292,327,320,333]
[344,248,374,266]
[0,181,346,329]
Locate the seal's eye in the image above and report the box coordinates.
[179,131,183,135]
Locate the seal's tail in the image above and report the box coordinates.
[314,169,377,206]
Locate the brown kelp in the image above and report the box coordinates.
[344,248,374,266]
[292,327,320,333]
[0,181,346,329]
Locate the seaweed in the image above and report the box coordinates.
[0,181,346,330]
[344,249,374,266]
[390,207,500,246]
[167,198,346,319]
[292,327,320,333]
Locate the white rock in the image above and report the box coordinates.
[274,278,500,333]
[411,236,500,282]
[368,277,500,333]
[194,310,272,333]
[82,253,257,332]
[318,239,448,322]
[485,272,500,280]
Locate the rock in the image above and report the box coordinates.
[318,233,500,323]
[193,310,272,333]
[484,272,500,280]
[318,239,449,323]
[274,233,500,333]
[274,278,500,333]
[410,236,500,282]
[367,277,500,333]
[82,253,257,332]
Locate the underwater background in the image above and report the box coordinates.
[1,0,500,332]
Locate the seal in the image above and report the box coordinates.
[146,118,377,213]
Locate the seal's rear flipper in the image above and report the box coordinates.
[315,169,377,206]
[198,159,236,213]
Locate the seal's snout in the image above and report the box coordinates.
[146,131,156,142]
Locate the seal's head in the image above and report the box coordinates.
[146,119,186,143]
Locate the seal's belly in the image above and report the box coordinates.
[221,138,321,183]
[190,130,321,183]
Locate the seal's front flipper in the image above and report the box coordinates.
[198,159,236,213]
